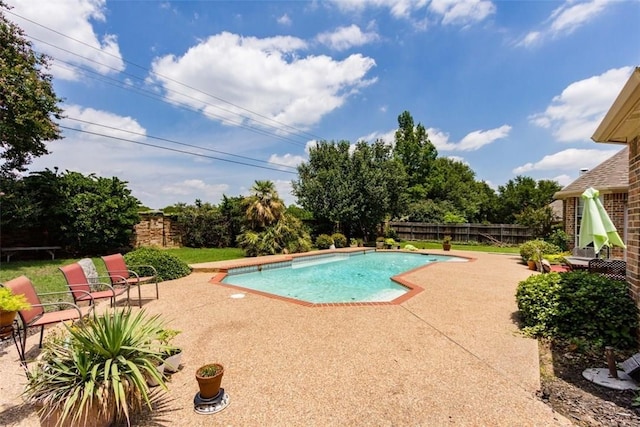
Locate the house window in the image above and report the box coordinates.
[575,197,584,247]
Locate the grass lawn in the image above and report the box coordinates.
[403,240,520,254]
[0,248,245,302]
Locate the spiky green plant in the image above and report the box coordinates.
[24,309,167,426]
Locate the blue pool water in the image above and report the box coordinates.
[222,252,465,303]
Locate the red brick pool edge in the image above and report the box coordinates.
[206,249,476,307]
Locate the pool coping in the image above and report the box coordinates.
[206,248,476,307]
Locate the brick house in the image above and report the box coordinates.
[553,147,628,260]
[591,66,640,304]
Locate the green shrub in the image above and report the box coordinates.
[519,239,561,263]
[547,229,570,252]
[331,233,347,248]
[24,309,167,426]
[124,247,191,281]
[315,234,334,249]
[516,271,638,349]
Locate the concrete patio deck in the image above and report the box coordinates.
[0,249,570,426]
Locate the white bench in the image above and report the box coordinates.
[0,246,62,262]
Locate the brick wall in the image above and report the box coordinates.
[133,212,182,248]
[628,137,640,305]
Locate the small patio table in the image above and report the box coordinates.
[563,256,593,270]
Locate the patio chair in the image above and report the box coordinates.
[2,275,93,354]
[588,259,626,281]
[59,261,126,307]
[101,253,159,308]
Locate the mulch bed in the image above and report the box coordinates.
[538,340,640,426]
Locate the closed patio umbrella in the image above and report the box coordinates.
[578,187,626,254]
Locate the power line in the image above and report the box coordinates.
[6,9,327,142]
[65,116,298,171]
[58,125,298,175]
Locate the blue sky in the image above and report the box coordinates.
[4,0,639,208]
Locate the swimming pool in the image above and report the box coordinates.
[221,251,466,304]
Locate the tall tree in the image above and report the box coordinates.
[393,111,437,199]
[0,2,62,176]
[293,140,406,239]
[496,176,562,223]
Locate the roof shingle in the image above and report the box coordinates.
[554,147,628,199]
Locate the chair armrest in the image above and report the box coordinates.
[31,300,92,318]
[131,264,158,276]
[67,282,119,294]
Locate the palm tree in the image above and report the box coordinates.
[244,180,285,229]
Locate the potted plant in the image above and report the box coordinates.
[24,309,167,427]
[442,235,452,251]
[0,287,31,339]
[376,236,385,249]
[196,363,225,399]
[384,238,399,249]
[350,238,358,248]
[158,328,182,373]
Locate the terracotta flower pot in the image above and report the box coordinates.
[0,310,17,339]
[196,363,224,399]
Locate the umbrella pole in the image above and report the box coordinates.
[606,346,618,379]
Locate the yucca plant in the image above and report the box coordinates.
[24,309,168,426]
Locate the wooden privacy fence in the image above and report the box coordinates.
[388,222,533,245]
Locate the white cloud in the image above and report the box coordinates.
[358,129,396,145]
[548,0,610,35]
[429,0,496,26]
[360,124,509,151]
[447,155,469,165]
[5,0,124,80]
[62,104,147,142]
[429,125,510,151]
[274,179,295,205]
[517,31,541,48]
[277,13,292,25]
[552,174,573,187]
[529,67,633,142]
[316,25,379,51]
[268,153,306,169]
[329,0,494,26]
[512,148,621,174]
[516,0,613,47]
[161,179,228,197]
[148,32,377,130]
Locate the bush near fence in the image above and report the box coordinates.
[388,222,532,245]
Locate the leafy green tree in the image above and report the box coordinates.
[0,169,140,254]
[0,3,62,176]
[515,205,557,239]
[173,200,228,248]
[219,194,245,244]
[293,140,406,240]
[393,111,437,200]
[495,176,562,223]
[56,171,140,254]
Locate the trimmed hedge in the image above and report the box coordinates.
[516,271,638,349]
[124,247,191,281]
